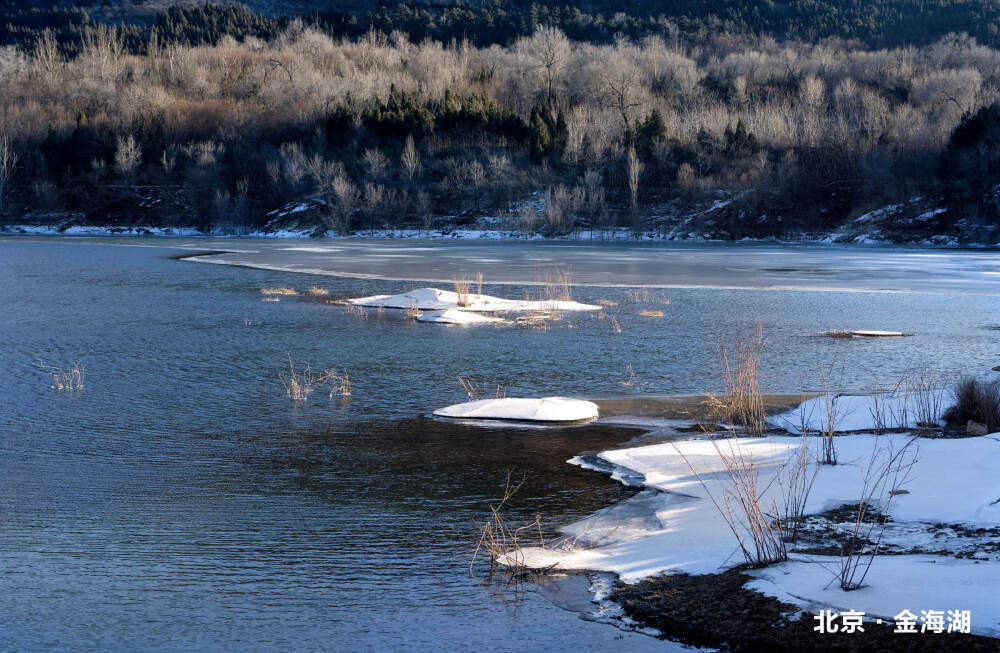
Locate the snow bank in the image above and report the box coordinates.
[348,287,600,312]
[748,555,1000,638]
[433,397,599,422]
[768,391,949,432]
[416,309,504,324]
[519,432,1000,582]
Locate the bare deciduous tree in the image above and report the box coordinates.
[400,135,421,180]
[0,136,17,216]
[518,26,571,110]
[115,135,141,180]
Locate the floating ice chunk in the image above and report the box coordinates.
[433,397,599,422]
[348,287,600,312]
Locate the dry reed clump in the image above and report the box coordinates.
[33,362,84,391]
[260,287,298,296]
[347,303,368,319]
[453,277,471,307]
[306,287,329,296]
[459,376,507,400]
[595,299,618,307]
[944,376,1000,432]
[470,471,552,579]
[706,323,766,436]
[639,310,663,317]
[404,301,422,319]
[624,288,653,304]
[278,354,351,400]
[541,267,573,302]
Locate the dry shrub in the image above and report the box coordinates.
[778,438,818,543]
[904,372,948,427]
[279,354,351,400]
[944,377,1000,431]
[706,323,766,436]
[470,471,551,578]
[835,435,918,590]
[639,310,663,317]
[33,362,84,391]
[306,287,329,296]
[260,287,298,296]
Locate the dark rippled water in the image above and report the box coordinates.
[1,237,998,651]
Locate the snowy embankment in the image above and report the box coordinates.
[434,397,599,422]
[518,396,1000,636]
[348,288,600,313]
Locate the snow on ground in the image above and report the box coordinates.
[415,309,505,324]
[433,397,599,422]
[748,555,1000,637]
[518,430,1000,633]
[768,391,949,432]
[348,287,600,312]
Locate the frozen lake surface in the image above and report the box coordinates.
[179,238,1000,294]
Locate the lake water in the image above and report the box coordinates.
[2,236,998,651]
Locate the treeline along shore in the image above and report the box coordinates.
[0,2,999,243]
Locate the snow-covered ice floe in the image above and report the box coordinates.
[415,309,505,324]
[348,287,600,312]
[433,397,599,422]
[518,430,1000,636]
[768,391,948,432]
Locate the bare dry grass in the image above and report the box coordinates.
[279,354,351,400]
[453,277,471,307]
[33,362,84,391]
[459,376,507,400]
[706,323,766,436]
[260,287,298,296]
[471,471,552,578]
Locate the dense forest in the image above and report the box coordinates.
[0,2,999,241]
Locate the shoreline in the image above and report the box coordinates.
[543,398,1000,647]
[3,223,999,249]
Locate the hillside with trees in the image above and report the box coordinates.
[0,3,998,242]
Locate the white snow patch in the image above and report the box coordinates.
[415,309,505,324]
[433,397,599,422]
[747,555,1000,637]
[347,287,600,312]
[768,391,948,432]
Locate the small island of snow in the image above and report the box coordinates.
[348,287,600,313]
[433,397,599,422]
